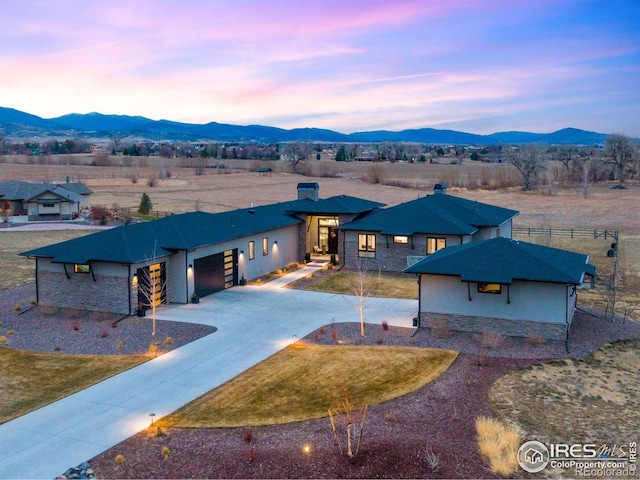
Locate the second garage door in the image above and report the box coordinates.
[194,249,237,297]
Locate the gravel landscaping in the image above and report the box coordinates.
[1,283,638,478]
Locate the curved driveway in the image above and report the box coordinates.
[0,266,417,479]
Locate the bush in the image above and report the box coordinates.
[381,320,389,331]
[367,163,387,184]
[148,344,158,356]
[99,329,108,338]
[475,331,504,349]
[161,446,170,459]
[116,341,124,350]
[431,319,453,338]
[476,416,522,476]
[114,454,125,466]
[164,336,173,345]
[13,306,21,312]
[71,321,80,331]
[0,336,7,344]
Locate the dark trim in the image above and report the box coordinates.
[35,258,39,303]
[128,264,132,316]
[507,284,510,304]
[185,251,190,303]
[89,263,96,282]
[417,275,422,326]
[467,282,471,301]
[63,263,70,279]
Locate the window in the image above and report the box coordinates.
[393,235,409,244]
[262,237,268,256]
[358,233,376,258]
[249,241,255,260]
[42,203,55,208]
[74,264,90,274]
[478,283,501,294]
[427,237,446,254]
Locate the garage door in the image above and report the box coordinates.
[194,249,237,297]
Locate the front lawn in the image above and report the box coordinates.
[159,344,457,428]
[294,270,418,299]
[0,348,147,424]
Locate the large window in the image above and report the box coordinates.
[478,283,501,294]
[427,237,446,254]
[393,235,409,244]
[249,241,255,260]
[262,237,268,256]
[358,234,376,258]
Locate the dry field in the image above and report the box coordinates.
[2,155,639,317]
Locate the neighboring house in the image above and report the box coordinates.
[338,184,519,272]
[0,180,92,220]
[404,237,596,340]
[20,184,383,314]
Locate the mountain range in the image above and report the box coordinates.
[0,106,609,145]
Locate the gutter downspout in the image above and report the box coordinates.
[411,274,421,337]
[35,258,39,304]
[565,284,571,353]
[185,251,189,304]
[128,264,132,316]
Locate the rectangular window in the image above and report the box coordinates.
[42,203,55,208]
[478,283,501,294]
[262,237,268,256]
[427,237,446,254]
[393,235,409,244]
[249,241,255,260]
[74,264,90,274]
[358,233,376,258]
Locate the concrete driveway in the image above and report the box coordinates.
[0,267,417,479]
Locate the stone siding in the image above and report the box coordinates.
[38,270,131,314]
[419,311,568,341]
[344,235,421,272]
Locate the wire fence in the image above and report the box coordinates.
[512,227,618,241]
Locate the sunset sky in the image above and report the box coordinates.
[2,0,639,136]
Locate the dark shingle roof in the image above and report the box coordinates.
[21,201,306,264]
[0,180,92,201]
[404,237,595,285]
[339,194,518,236]
[286,195,384,215]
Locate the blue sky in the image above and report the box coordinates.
[1,0,638,135]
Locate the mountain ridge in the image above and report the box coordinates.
[0,106,610,145]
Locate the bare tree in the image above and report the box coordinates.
[137,242,167,336]
[605,134,635,187]
[328,387,368,458]
[505,144,546,191]
[281,141,312,173]
[344,259,370,337]
[581,158,592,197]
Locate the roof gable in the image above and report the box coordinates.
[339,194,518,236]
[405,237,595,285]
[286,195,384,215]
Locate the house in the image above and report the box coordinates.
[404,237,596,341]
[20,184,383,314]
[0,180,92,221]
[338,184,519,272]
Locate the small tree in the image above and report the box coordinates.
[138,193,153,215]
[328,387,368,458]
[137,242,166,336]
[345,258,370,337]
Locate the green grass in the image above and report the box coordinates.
[296,271,418,299]
[160,344,458,428]
[0,348,147,424]
[0,230,97,290]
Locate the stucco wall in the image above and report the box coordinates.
[418,274,570,323]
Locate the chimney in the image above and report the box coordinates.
[297,182,319,201]
[433,182,447,195]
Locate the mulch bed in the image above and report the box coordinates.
[2,283,639,478]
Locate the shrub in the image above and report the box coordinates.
[111,321,118,328]
[476,416,522,476]
[381,320,389,331]
[246,445,257,462]
[7,330,15,336]
[431,319,453,338]
[161,446,170,459]
[332,327,338,341]
[367,163,387,184]
[0,336,7,344]
[319,326,326,335]
[243,428,253,443]
[376,337,384,345]
[114,454,125,466]
[476,355,490,366]
[148,344,158,356]
[164,336,173,345]
[526,334,545,346]
[155,426,165,437]
[71,321,80,331]
[29,300,36,306]
[99,329,108,338]
[13,306,21,312]
[0,321,3,327]
[116,341,124,350]
[384,410,398,422]
[424,445,440,472]
[475,331,504,349]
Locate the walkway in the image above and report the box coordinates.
[0,265,417,479]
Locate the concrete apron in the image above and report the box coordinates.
[0,267,417,479]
